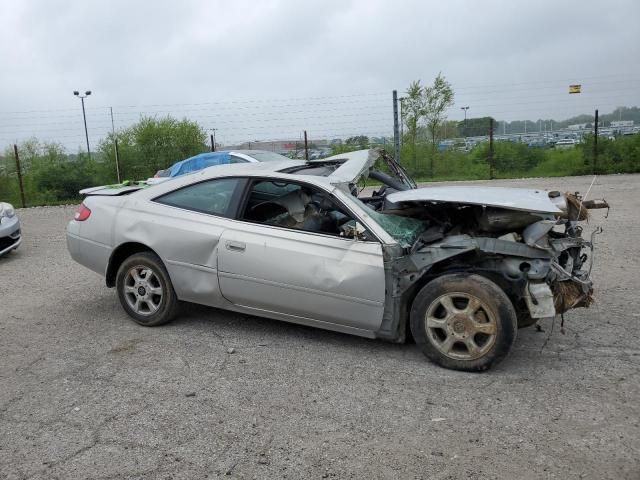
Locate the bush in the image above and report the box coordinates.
[531,148,589,177]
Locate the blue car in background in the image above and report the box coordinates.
[80,150,303,195]
[147,150,296,184]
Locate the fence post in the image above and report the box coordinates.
[110,107,121,183]
[13,145,26,208]
[393,90,400,163]
[304,130,309,161]
[593,109,599,175]
[488,118,494,180]
[114,138,122,181]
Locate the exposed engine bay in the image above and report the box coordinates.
[354,151,610,329]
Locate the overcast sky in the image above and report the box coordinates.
[1,0,638,149]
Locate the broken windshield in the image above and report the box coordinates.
[351,196,426,247]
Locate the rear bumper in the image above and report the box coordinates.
[0,215,21,256]
[66,222,112,276]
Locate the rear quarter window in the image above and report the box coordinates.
[154,178,241,217]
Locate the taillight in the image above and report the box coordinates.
[75,204,92,221]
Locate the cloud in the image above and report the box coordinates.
[0,0,638,148]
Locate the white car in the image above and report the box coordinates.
[0,202,21,256]
[555,138,577,149]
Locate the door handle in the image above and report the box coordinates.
[225,240,246,252]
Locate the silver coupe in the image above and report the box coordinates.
[67,150,605,371]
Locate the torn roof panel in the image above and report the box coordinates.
[323,149,379,189]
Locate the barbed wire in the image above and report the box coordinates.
[0,76,638,150]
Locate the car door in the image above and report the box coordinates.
[144,177,245,307]
[217,178,386,333]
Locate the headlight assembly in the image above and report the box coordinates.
[0,202,16,218]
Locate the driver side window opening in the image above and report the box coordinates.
[240,179,372,240]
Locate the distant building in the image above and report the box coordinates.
[568,123,588,130]
[611,120,634,128]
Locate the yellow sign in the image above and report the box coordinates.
[569,84,582,94]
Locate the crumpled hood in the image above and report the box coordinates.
[386,186,564,214]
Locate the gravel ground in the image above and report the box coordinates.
[1,174,638,479]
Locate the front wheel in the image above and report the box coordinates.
[410,273,517,372]
[115,252,178,326]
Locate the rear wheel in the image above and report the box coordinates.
[410,273,517,372]
[115,252,178,326]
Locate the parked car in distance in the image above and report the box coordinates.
[67,149,607,371]
[555,138,577,149]
[0,202,21,257]
[146,150,298,185]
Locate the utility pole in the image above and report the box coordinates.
[392,90,400,163]
[594,109,599,174]
[304,131,309,161]
[13,144,26,208]
[488,118,494,180]
[73,90,92,158]
[110,107,121,182]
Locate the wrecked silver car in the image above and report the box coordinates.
[67,149,607,371]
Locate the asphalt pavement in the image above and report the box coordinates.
[1,174,638,479]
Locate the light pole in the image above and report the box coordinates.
[461,106,469,137]
[73,90,92,158]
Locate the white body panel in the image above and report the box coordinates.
[387,186,563,213]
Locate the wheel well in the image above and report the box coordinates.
[106,242,157,287]
[400,256,522,335]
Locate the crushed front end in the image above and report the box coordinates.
[369,186,609,340]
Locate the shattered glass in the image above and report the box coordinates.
[369,211,426,247]
[352,197,426,247]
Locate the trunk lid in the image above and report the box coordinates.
[79,182,150,196]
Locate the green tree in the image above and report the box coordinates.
[472,141,544,174]
[401,75,455,176]
[1,139,102,206]
[423,73,454,176]
[458,117,495,138]
[401,80,425,167]
[98,116,208,181]
[345,135,369,149]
